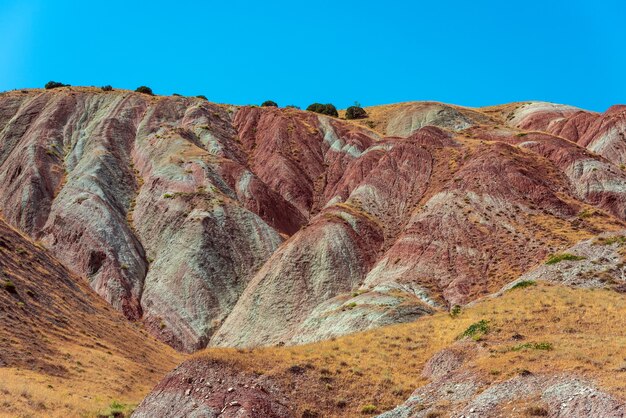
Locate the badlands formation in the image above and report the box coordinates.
[1,87,626,416]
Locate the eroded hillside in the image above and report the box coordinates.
[2,88,626,417]
[2,89,626,354]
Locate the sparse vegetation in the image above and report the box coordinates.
[261,100,278,107]
[2,280,16,293]
[306,103,339,117]
[577,208,595,218]
[594,235,626,246]
[5,282,626,417]
[510,280,537,290]
[44,81,69,89]
[101,85,113,91]
[135,86,154,95]
[360,404,377,414]
[512,342,553,351]
[0,223,182,418]
[97,400,135,417]
[460,319,489,340]
[345,105,368,120]
[162,193,174,199]
[545,253,586,265]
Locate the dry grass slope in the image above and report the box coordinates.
[0,218,183,417]
[191,283,626,417]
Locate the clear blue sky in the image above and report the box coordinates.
[1,0,624,111]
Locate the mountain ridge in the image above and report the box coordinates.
[2,87,626,417]
[1,88,626,352]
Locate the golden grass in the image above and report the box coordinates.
[0,339,182,417]
[0,218,183,418]
[192,283,626,417]
[0,339,182,418]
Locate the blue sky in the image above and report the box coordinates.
[1,0,624,111]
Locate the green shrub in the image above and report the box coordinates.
[285,105,300,109]
[100,85,113,91]
[345,105,368,119]
[261,100,278,107]
[109,400,124,411]
[577,209,594,218]
[172,93,183,97]
[45,81,69,89]
[306,103,339,117]
[510,280,536,290]
[545,253,586,265]
[135,86,154,95]
[512,342,553,351]
[460,319,489,340]
[2,280,16,293]
[361,404,377,414]
[98,400,134,417]
[450,305,462,317]
[196,95,208,100]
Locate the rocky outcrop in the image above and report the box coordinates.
[289,285,434,345]
[132,358,293,418]
[379,372,626,418]
[379,345,626,418]
[503,231,626,292]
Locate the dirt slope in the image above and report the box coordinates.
[0,216,181,417]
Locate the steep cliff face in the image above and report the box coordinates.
[1,89,626,351]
